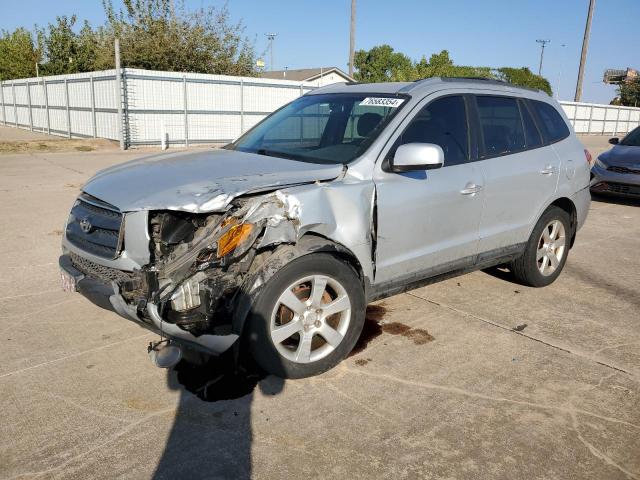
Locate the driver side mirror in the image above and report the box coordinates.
[390,143,445,172]
[609,137,619,145]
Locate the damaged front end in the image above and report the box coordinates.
[61,190,303,356]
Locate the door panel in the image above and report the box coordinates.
[477,147,560,252]
[374,163,484,284]
[373,94,484,285]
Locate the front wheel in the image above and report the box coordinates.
[245,253,365,379]
[510,206,571,287]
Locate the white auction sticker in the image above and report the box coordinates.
[359,97,405,108]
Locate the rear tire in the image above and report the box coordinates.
[245,253,365,379]
[510,206,571,287]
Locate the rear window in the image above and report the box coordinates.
[530,100,570,143]
[476,96,525,157]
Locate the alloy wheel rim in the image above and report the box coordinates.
[536,220,566,276]
[269,274,351,364]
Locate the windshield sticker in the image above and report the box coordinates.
[359,97,405,108]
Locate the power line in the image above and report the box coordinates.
[536,39,551,76]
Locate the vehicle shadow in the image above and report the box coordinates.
[590,193,640,207]
[151,304,285,480]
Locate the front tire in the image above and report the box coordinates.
[245,253,365,379]
[510,206,571,287]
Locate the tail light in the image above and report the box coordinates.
[584,149,594,167]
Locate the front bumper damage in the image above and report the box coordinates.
[60,190,305,356]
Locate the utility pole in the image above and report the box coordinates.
[555,44,567,99]
[575,0,596,102]
[348,0,356,77]
[266,34,277,71]
[536,39,551,76]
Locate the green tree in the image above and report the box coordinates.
[102,0,256,75]
[353,44,416,82]
[38,15,86,75]
[617,78,640,107]
[415,50,492,79]
[496,67,552,96]
[0,28,39,80]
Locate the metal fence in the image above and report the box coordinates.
[1,69,639,147]
[559,101,640,136]
[0,68,315,148]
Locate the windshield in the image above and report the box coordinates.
[226,93,408,164]
[621,126,640,147]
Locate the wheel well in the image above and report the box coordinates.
[549,197,577,248]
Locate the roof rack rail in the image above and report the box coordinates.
[409,76,543,94]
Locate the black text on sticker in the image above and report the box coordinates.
[359,97,405,107]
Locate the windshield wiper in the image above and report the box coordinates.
[256,148,298,160]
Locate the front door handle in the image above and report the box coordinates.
[460,182,483,195]
[540,165,555,175]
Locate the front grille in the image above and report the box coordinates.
[66,193,124,259]
[69,251,133,284]
[607,165,640,175]
[606,183,640,196]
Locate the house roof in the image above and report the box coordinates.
[260,67,355,83]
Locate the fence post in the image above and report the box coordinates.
[183,75,189,147]
[90,75,97,138]
[239,78,244,136]
[0,80,5,125]
[64,78,71,138]
[114,38,125,150]
[12,82,18,127]
[587,105,593,135]
[26,81,33,131]
[43,78,50,135]
[613,107,620,137]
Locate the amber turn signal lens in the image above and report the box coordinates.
[217,223,254,258]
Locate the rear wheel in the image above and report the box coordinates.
[245,253,365,379]
[510,206,571,287]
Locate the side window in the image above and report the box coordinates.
[397,95,469,166]
[476,96,525,157]
[519,100,543,149]
[530,100,570,143]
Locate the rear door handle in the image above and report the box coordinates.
[460,183,483,195]
[540,165,555,175]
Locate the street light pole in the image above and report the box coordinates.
[266,34,277,71]
[574,0,596,102]
[536,39,551,76]
[555,44,567,99]
[348,0,356,77]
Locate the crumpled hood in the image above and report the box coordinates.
[600,145,640,167]
[83,149,344,213]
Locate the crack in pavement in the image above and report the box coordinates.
[345,367,640,431]
[570,409,639,480]
[406,291,636,378]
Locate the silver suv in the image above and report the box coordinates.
[60,77,591,378]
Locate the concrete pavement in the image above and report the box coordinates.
[0,138,638,479]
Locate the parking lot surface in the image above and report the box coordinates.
[0,132,638,479]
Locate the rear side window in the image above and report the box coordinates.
[519,100,543,148]
[476,96,525,157]
[530,100,570,143]
[396,95,469,166]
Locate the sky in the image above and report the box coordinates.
[1,0,638,104]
